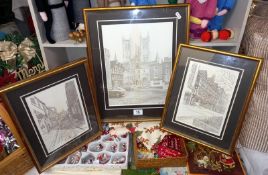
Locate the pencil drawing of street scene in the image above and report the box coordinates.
[101,22,174,106]
[25,78,90,153]
[174,59,240,136]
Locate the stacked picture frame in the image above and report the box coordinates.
[0,4,263,173]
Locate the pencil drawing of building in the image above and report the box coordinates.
[104,48,112,89]
[183,64,228,114]
[104,25,172,105]
[141,33,150,62]
[29,97,53,134]
[162,57,172,86]
[149,53,163,87]
[110,54,124,88]
[26,79,90,153]
[65,80,83,122]
[118,31,171,89]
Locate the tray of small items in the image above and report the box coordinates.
[53,133,129,169]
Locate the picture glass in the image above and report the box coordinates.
[101,22,173,107]
[21,75,91,154]
[172,57,243,138]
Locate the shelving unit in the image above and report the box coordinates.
[190,0,253,53]
[27,0,252,70]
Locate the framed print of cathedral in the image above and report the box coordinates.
[161,44,263,154]
[84,4,190,121]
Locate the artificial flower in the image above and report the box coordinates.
[0,41,17,61]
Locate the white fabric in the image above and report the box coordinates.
[197,0,207,4]
[238,147,268,175]
[12,0,29,21]
[25,166,122,175]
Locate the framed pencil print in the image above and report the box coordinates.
[161,44,263,154]
[84,4,190,122]
[0,58,102,172]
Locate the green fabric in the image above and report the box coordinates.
[122,169,159,175]
[168,0,178,4]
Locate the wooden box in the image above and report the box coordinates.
[133,134,188,169]
[187,151,246,175]
[185,139,247,175]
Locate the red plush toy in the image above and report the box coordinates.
[201,31,213,42]
[201,29,233,42]
[218,29,234,40]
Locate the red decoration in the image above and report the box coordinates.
[0,70,17,87]
[128,127,136,133]
[156,135,183,158]
[160,135,182,151]
[201,31,212,42]
[158,145,182,158]
[220,154,235,165]
[145,125,160,134]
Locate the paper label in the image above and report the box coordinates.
[133,109,143,116]
[175,12,182,19]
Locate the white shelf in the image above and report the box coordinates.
[42,39,87,48]
[43,37,238,49]
[28,0,253,70]
[190,39,239,47]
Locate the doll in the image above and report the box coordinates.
[97,0,126,7]
[35,0,70,44]
[129,0,157,6]
[67,0,91,30]
[72,0,90,24]
[186,0,217,39]
[201,0,236,41]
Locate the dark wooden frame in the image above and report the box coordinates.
[0,58,102,172]
[84,4,190,122]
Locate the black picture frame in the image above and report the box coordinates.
[84,4,190,122]
[161,44,263,154]
[0,58,102,172]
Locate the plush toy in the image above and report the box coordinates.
[186,0,217,39]
[201,0,236,42]
[35,0,70,44]
[97,0,126,7]
[129,0,157,6]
